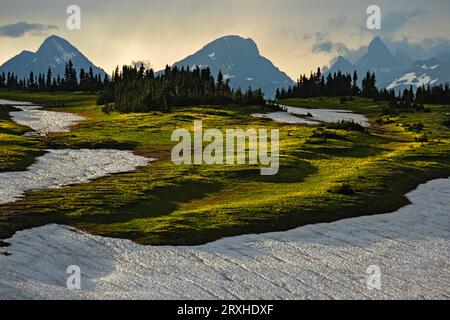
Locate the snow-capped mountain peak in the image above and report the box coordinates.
[38,35,78,65]
[171,35,294,98]
[0,35,107,79]
[386,57,449,91]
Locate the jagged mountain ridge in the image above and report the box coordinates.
[0,35,107,79]
[170,35,295,98]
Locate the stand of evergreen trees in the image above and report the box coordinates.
[0,60,107,92]
[97,64,266,113]
[276,68,450,105]
[276,69,364,99]
[415,85,450,104]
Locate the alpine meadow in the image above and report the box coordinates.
[0,0,449,302]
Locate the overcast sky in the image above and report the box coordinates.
[0,0,449,78]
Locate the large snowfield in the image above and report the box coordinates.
[0,177,448,300]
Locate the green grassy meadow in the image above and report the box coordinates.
[0,91,449,245]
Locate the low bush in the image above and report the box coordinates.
[310,128,341,140]
[415,134,429,142]
[328,183,355,195]
[326,120,366,132]
[340,96,349,104]
[406,123,424,133]
[443,114,450,128]
[375,116,395,125]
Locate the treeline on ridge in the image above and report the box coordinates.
[276,68,450,105]
[0,60,107,92]
[97,64,266,113]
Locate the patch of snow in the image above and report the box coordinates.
[10,104,86,135]
[223,74,234,80]
[208,52,216,58]
[51,39,76,63]
[246,78,253,81]
[0,177,449,299]
[421,64,439,70]
[253,106,369,127]
[283,106,369,127]
[395,72,417,84]
[387,72,438,91]
[416,74,432,88]
[0,149,152,205]
[0,99,33,106]
[252,112,319,124]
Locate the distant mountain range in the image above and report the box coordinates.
[387,57,450,92]
[171,35,295,98]
[327,36,450,91]
[1,34,293,98]
[326,56,355,76]
[1,34,448,97]
[0,35,107,79]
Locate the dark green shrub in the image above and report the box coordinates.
[326,120,366,132]
[328,183,355,195]
[415,135,429,142]
[310,128,341,140]
[375,117,395,125]
[443,114,450,128]
[340,96,349,104]
[406,123,424,133]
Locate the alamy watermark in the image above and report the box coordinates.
[367,5,382,30]
[66,265,81,290]
[171,121,279,176]
[366,265,382,291]
[66,5,81,30]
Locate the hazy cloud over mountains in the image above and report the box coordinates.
[382,8,427,34]
[1,0,449,78]
[340,37,450,65]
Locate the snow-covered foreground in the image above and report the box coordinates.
[0,178,448,300]
[0,149,152,205]
[252,105,369,127]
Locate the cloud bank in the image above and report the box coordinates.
[382,8,427,34]
[0,22,58,38]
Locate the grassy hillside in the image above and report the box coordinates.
[1,91,449,245]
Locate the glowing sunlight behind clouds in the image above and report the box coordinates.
[0,0,449,78]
